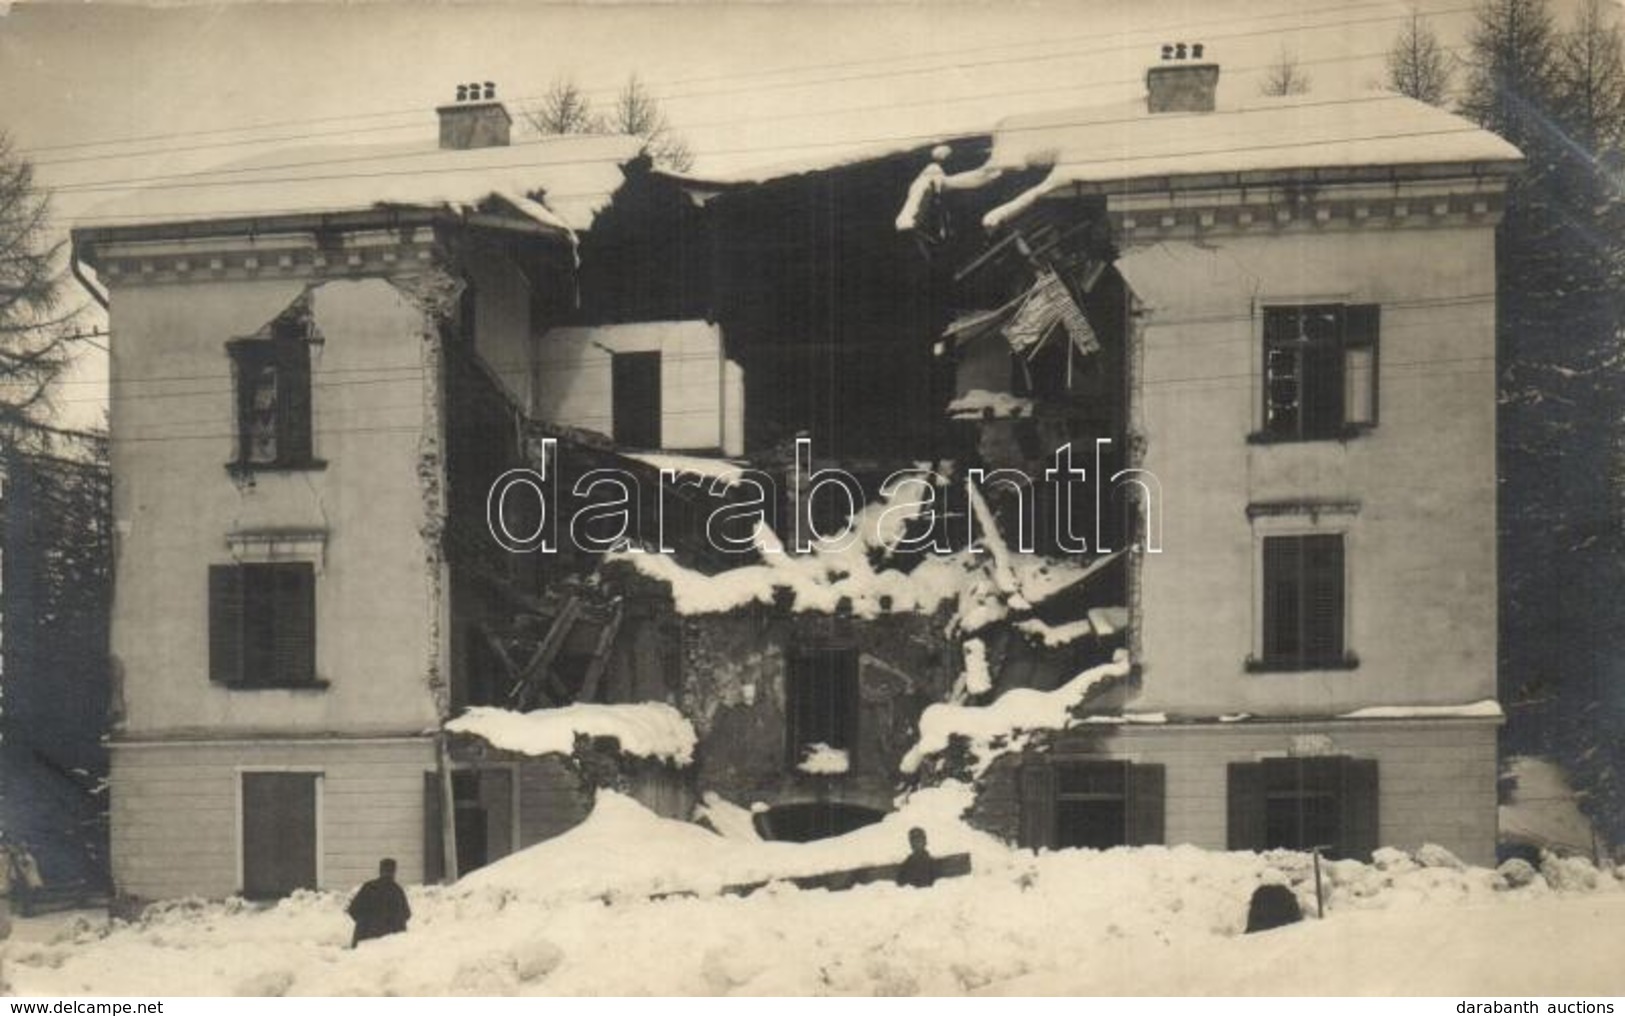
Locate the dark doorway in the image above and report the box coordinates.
[785,647,860,765]
[424,768,515,881]
[241,771,319,899]
[612,351,662,448]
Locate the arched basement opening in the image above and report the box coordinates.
[752,802,886,843]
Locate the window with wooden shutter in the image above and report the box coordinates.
[1228,756,1381,861]
[1260,533,1347,670]
[1259,304,1379,442]
[1019,760,1164,850]
[208,562,320,689]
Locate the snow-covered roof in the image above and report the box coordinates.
[76,132,645,234]
[980,91,1523,229]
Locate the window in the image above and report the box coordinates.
[785,647,859,766]
[1018,759,1165,850]
[1260,304,1379,441]
[1227,756,1379,861]
[1259,533,1348,670]
[209,562,318,688]
[611,351,662,449]
[229,321,314,469]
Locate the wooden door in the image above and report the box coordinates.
[241,772,319,899]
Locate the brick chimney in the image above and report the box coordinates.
[1145,43,1219,114]
[436,81,512,150]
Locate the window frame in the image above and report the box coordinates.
[1252,302,1380,444]
[227,328,321,473]
[209,560,324,690]
[1248,516,1359,673]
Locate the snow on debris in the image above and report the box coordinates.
[13,795,1624,996]
[445,703,697,765]
[901,650,1132,775]
[693,791,763,842]
[624,452,748,488]
[1015,616,1093,647]
[1087,605,1128,635]
[946,389,1035,419]
[795,743,852,775]
[1336,699,1503,721]
[457,783,995,903]
[77,133,644,232]
[894,158,1005,232]
[976,92,1523,231]
[960,638,993,696]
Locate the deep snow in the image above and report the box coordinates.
[8,788,1623,997]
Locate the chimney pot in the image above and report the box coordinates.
[456,84,468,102]
[484,82,495,100]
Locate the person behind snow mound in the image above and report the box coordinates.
[895,827,937,888]
[348,858,411,947]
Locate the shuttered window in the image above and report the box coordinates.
[1227,756,1379,861]
[209,562,317,688]
[1261,304,1379,441]
[1261,534,1346,669]
[1018,758,1165,851]
[230,333,314,469]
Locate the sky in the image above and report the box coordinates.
[0,0,1558,428]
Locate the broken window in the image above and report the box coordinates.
[785,646,859,766]
[1261,534,1346,669]
[229,319,314,469]
[1261,304,1379,441]
[209,562,318,688]
[611,351,662,448]
[1227,756,1379,861]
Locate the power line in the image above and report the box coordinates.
[16,0,1430,162]
[52,94,1486,219]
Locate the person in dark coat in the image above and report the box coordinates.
[347,858,410,947]
[895,827,937,888]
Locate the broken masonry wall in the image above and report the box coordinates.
[676,606,957,819]
[106,276,442,737]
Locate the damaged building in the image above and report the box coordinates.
[77,48,1521,903]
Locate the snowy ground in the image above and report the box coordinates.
[8,789,1624,996]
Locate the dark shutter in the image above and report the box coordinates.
[272,563,316,685]
[1126,763,1166,846]
[1345,304,1381,425]
[424,772,445,884]
[1018,761,1056,851]
[612,352,662,448]
[1227,762,1267,851]
[277,341,313,465]
[1340,758,1380,861]
[209,565,245,686]
[1302,535,1345,662]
